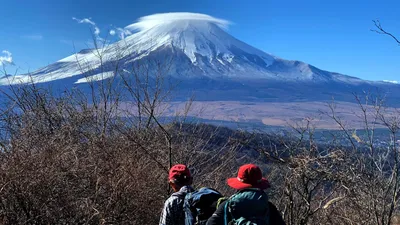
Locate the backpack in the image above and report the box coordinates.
[184,187,224,225]
[224,188,270,225]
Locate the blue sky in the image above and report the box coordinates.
[1,0,399,81]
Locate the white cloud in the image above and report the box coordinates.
[72,17,101,36]
[94,27,100,35]
[71,13,230,42]
[125,12,231,32]
[72,17,96,26]
[72,17,108,47]
[0,50,13,66]
[115,27,132,39]
[107,27,131,39]
[21,35,43,40]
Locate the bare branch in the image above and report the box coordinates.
[372,20,400,45]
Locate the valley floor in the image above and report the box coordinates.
[163,100,400,130]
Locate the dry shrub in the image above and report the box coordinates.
[1,79,399,225]
[0,83,239,224]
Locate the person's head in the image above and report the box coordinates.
[168,164,193,192]
[227,164,270,190]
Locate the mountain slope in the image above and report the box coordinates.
[0,13,371,86]
[1,12,399,106]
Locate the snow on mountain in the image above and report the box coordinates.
[0,12,369,86]
[382,80,399,84]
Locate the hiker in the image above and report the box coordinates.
[206,164,286,225]
[159,164,194,225]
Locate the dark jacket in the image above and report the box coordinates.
[206,200,285,225]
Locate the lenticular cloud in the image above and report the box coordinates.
[125,12,231,32]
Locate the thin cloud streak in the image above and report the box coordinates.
[21,35,43,40]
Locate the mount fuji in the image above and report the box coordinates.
[1,13,370,84]
[1,13,399,128]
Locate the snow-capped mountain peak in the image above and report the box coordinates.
[0,12,363,85]
[122,17,275,65]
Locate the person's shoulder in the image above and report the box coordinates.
[180,185,195,194]
[164,193,183,206]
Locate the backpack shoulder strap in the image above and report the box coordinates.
[183,191,198,225]
[223,192,241,225]
[217,197,228,209]
[224,200,230,225]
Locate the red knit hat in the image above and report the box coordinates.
[227,164,270,190]
[168,164,191,180]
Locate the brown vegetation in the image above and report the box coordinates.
[3,80,398,224]
[1,29,400,224]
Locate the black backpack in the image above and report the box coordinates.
[183,187,224,225]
